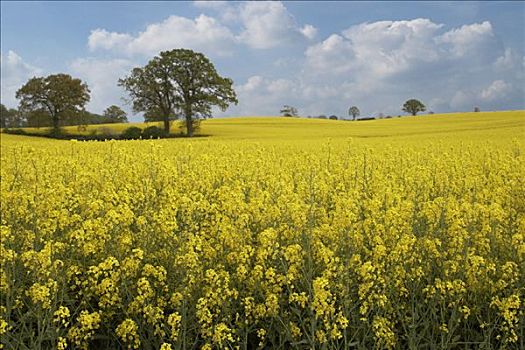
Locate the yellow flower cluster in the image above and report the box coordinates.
[67,310,101,349]
[0,112,524,349]
[116,318,141,349]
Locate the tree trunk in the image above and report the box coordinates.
[52,114,59,130]
[186,115,193,137]
[163,116,170,134]
[185,105,193,137]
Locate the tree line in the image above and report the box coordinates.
[0,102,128,129]
[2,49,238,138]
[280,99,428,120]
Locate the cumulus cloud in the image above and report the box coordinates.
[300,25,318,40]
[88,14,236,57]
[480,80,512,101]
[305,34,355,74]
[88,1,316,57]
[300,18,524,116]
[225,18,523,117]
[436,21,496,58]
[230,75,348,117]
[0,50,43,108]
[306,18,481,79]
[238,75,264,92]
[227,75,300,116]
[494,48,523,75]
[69,58,135,115]
[88,29,133,52]
[450,80,514,111]
[27,11,522,118]
[237,1,316,49]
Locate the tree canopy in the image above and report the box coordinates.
[402,99,426,116]
[143,106,178,124]
[103,105,128,123]
[280,105,298,117]
[16,74,90,130]
[348,106,360,121]
[119,49,237,136]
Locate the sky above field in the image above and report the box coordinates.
[1,1,524,120]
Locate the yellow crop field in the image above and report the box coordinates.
[1,111,524,349]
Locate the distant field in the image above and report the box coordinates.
[1,110,524,349]
[9,110,525,144]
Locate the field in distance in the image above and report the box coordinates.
[11,110,525,144]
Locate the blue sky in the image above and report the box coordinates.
[1,1,524,120]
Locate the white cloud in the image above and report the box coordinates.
[226,16,523,117]
[300,24,318,40]
[0,50,43,108]
[305,34,355,74]
[88,14,236,57]
[480,80,512,101]
[88,29,133,52]
[300,18,522,116]
[238,75,264,92]
[69,58,135,115]
[494,48,522,74]
[267,78,295,94]
[436,21,495,58]
[306,19,448,79]
[449,80,515,111]
[59,13,525,118]
[87,2,316,56]
[229,75,300,116]
[237,1,316,48]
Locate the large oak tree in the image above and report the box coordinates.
[119,49,237,136]
[16,74,90,130]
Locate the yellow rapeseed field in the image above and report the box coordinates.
[1,111,524,349]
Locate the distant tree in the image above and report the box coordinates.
[16,74,90,130]
[377,113,385,119]
[0,104,7,128]
[1,104,23,128]
[428,111,434,115]
[317,115,327,119]
[103,105,128,123]
[78,110,110,125]
[329,115,338,120]
[280,105,298,117]
[474,107,480,112]
[348,106,360,121]
[24,108,52,128]
[119,49,237,136]
[402,99,426,116]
